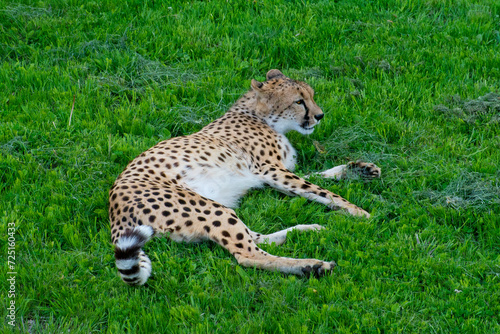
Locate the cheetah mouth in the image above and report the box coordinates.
[301,122,318,131]
[297,119,320,135]
[299,124,316,135]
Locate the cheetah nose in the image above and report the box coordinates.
[314,113,324,121]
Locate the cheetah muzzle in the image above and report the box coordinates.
[109,69,381,285]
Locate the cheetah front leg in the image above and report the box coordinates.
[306,161,381,180]
[259,164,371,218]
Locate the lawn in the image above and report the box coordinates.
[1,0,499,332]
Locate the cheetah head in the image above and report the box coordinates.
[251,69,324,135]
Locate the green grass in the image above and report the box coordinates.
[1,0,499,332]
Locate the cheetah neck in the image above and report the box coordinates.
[231,91,285,134]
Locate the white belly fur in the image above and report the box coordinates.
[182,166,263,208]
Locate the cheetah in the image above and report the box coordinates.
[110,69,381,285]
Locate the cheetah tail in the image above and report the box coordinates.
[114,225,154,286]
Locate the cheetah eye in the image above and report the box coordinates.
[295,100,304,105]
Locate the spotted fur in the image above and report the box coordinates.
[109,69,381,285]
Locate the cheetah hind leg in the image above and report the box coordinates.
[307,161,381,180]
[212,219,335,278]
[249,224,324,246]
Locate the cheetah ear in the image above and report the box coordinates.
[266,69,285,81]
[251,79,265,92]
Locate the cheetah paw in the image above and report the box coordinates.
[301,261,337,278]
[349,207,371,218]
[347,160,381,179]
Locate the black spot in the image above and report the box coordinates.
[235,243,244,249]
[215,210,223,216]
[137,203,145,209]
[198,216,206,222]
[190,200,196,206]
[164,202,173,207]
[147,198,156,203]
[183,207,191,212]
[228,218,237,225]
[162,211,170,217]
[185,220,193,227]
[152,204,159,210]
[213,221,221,227]
[199,200,207,206]
[236,233,244,240]
[166,219,174,226]
[149,216,156,223]
[143,208,151,214]
[182,213,190,218]
[179,199,186,205]
[204,226,210,233]
[319,192,327,198]
[222,238,228,245]
[222,231,230,237]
